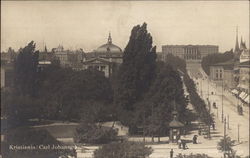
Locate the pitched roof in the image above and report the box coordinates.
[210,59,235,70]
[82,57,111,65]
[169,119,184,128]
[239,60,250,67]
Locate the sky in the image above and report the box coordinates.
[1,1,249,53]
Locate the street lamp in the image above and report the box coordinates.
[221,79,224,123]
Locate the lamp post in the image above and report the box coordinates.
[222,80,224,123]
[200,79,203,97]
[237,124,240,142]
[223,117,226,158]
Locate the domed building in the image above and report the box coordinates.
[95,33,122,54]
[81,33,123,77]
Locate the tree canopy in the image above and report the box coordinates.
[114,23,157,112]
[201,50,234,75]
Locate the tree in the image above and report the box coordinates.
[94,141,152,158]
[217,136,236,157]
[37,66,113,121]
[139,63,187,139]
[114,22,157,112]
[201,50,234,75]
[74,121,118,144]
[14,41,39,96]
[164,53,187,73]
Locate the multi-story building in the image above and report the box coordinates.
[53,33,123,77]
[238,61,250,94]
[80,33,123,77]
[162,45,218,73]
[209,60,236,89]
[162,45,219,62]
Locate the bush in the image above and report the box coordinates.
[94,141,152,158]
[176,153,212,158]
[74,122,118,144]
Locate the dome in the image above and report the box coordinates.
[95,33,122,53]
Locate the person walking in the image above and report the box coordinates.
[193,135,197,144]
[178,139,182,149]
[170,149,174,158]
[182,140,185,150]
[212,122,215,130]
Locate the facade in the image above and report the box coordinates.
[238,61,250,94]
[79,33,123,77]
[162,45,218,73]
[0,62,14,88]
[42,33,123,77]
[81,58,112,77]
[209,60,236,89]
[162,45,219,62]
[240,49,250,63]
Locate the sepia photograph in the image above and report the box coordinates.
[1,1,249,158]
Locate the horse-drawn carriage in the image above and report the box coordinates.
[237,105,243,115]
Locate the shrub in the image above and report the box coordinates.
[94,141,152,158]
[176,153,212,158]
[74,122,118,144]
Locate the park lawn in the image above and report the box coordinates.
[32,123,79,138]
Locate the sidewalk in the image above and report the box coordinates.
[196,77,249,157]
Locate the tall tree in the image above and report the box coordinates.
[140,63,187,138]
[14,41,39,96]
[114,23,156,112]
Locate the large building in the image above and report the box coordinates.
[209,60,237,89]
[238,61,250,93]
[162,45,219,62]
[80,33,123,77]
[53,33,123,77]
[162,44,218,72]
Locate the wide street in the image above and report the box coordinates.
[192,69,249,157]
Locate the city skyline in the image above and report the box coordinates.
[1,1,249,53]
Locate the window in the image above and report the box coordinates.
[101,66,105,71]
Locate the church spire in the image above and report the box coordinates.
[108,32,112,44]
[234,26,240,53]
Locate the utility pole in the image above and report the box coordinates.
[238,124,240,142]
[208,77,210,100]
[222,80,224,123]
[227,115,229,130]
[223,117,226,158]
[201,79,203,97]
[143,110,145,143]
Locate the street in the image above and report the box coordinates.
[192,69,249,157]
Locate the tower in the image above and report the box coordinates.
[108,32,112,44]
[240,36,247,50]
[234,26,240,53]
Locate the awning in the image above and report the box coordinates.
[244,95,249,104]
[242,93,248,100]
[239,92,246,99]
[231,89,238,94]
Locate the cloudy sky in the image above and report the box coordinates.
[1,1,249,53]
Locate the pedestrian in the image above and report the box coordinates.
[182,140,185,150]
[198,129,201,135]
[212,122,215,130]
[178,139,182,149]
[193,135,197,144]
[170,149,174,158]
